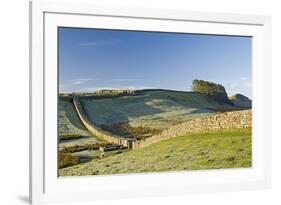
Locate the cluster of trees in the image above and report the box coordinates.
[192,79,228,102]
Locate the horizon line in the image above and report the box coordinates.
[58,88,251,99]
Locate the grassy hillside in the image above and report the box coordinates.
[58,99,90,138]
[59,128,252,176]
[80,90,235,139]
[58,90,251,169]
[229,94,252,108]
[58,99,105,163]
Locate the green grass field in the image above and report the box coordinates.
[59,128,251,176]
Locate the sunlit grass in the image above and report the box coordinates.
[59,128,251,176]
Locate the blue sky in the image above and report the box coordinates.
[59,27,252,98]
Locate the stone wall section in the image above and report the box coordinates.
[132,110,252,149]
[73,97,135,148]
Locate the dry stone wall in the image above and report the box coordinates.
[132,110,252,149]
[73,96,251,150]
[73,97,135,148]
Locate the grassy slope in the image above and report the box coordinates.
[80,90,228,130]
[59,99,89,136]
[58,99,102,149]
[59,128,251,176]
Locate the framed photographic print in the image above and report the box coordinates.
[30,1,272,204]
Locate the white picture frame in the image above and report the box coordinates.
[30,1,272,204]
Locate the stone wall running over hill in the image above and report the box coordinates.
[73,97,135,148]
[132,110,252,149]
[73,96,251,150]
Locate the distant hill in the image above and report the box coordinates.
[229,94,252,108]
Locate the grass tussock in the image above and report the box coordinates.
[59,153,80,168]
